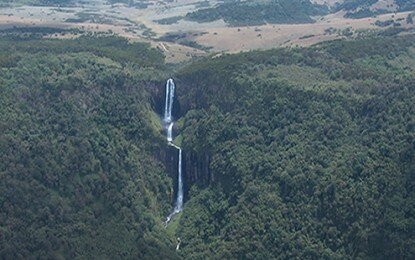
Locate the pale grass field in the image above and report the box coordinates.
[194,11,415,52]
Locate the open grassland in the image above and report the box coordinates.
[193,11,415,52]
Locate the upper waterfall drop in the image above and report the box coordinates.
[164,78,175,123]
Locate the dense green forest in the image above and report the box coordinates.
[0,28,414,259]
[173,33,415,258]
[185,0,328,26]
[185,0,415,24]
[0,34,180,259]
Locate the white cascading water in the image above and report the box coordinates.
[164,78,175,124]
[164,78,184,224]
[175,149,184,212]
[167,123,174,143]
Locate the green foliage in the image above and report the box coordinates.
[185,0,328,26]
[0,35,179,259]
[108,0,151,9]
[1,23,415,260]
[0,35,164,68]
[154,16,183,25]
[395,0,415,12]
[175,34,415,259]
[335,0,415,19]
[334,0,378,12]
[375,19,395,27]
[0,0,74,7]
[407,12,414,24]
[346,8,387,19]
[166,212,183,238]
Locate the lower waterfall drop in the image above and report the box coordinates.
[175,149,184,213]
[166,147,183,223]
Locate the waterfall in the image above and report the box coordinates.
[164,78,175,123]
[163,78,184,224]
[167,123,173,143]
[175,149,184,212]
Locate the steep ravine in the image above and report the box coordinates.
[162,79,184,224]
[151,79,213,209]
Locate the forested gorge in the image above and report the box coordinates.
[173,34,415,258]
[0,31,414,259]
[0,35,180,259]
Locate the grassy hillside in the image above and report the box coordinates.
[175,33,415,258]
[335,0,415,18]
[0,34,179,259]
[185,0,415,24]
[185,0,328,26]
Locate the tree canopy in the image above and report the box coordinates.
[174,33,415,259]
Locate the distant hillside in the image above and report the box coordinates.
[185,0,415,25]
[107,0,151,8]
[0,0,74,7]
[185,0,329,26]
[334,0,415,18]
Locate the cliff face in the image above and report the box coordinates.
[149,80,182,119]
[184,151,213,185]
[158,147,214,206]
[155,143,180,205]
[151,80,215,205]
